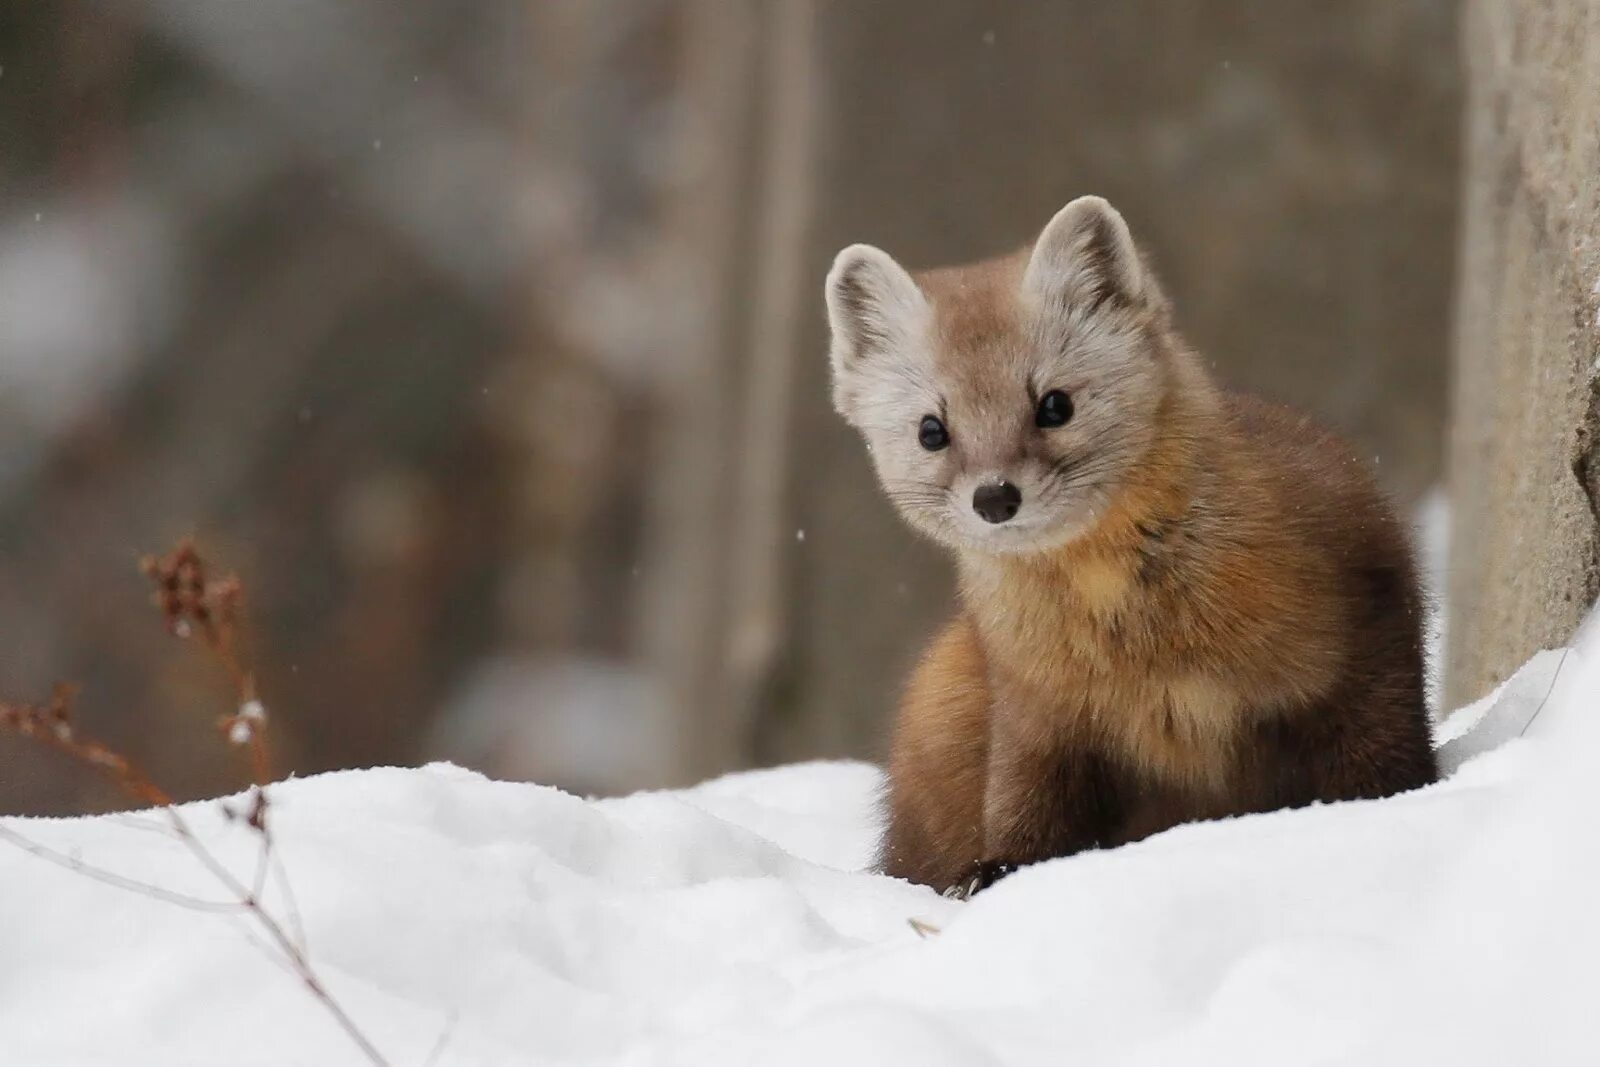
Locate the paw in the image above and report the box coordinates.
[941,859,1018,900]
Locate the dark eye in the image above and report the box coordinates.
[918,414,949,451]
[1035,389,1074,429]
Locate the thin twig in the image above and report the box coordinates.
[421,1009,460,1067]
[271,846,311,954]
[0,822,246,913]
[1518,647,1572,737]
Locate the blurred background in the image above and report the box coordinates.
[0,1,1460,814]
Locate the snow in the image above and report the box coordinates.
[1414,486,1449,713]
[3,629,1598,1065]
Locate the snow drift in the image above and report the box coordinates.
[2,624,1596,1066]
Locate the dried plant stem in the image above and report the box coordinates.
[165,797,391,1067]
[0,540,390,1067]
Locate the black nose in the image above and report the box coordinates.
[972,482,1022,524]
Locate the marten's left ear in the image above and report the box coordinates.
[1023,196,1147,313]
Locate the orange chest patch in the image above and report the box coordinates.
[1067,555,1133,619]
[1002,662,1244,789]
[972,560,1245,788]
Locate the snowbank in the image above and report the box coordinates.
[3,629,1596,1066]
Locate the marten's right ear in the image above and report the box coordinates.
[825,244,928,415]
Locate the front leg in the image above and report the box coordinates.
[880,617,992,893]
[978,705,1123,887]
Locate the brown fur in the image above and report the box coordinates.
[849,208,1437,894]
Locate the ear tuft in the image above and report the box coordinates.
[825,244,925,368]
[1023,196,1146,314]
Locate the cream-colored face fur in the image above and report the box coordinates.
[826,196,1170,556]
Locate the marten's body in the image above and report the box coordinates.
[881,391,1435,892]
[824,197,1436,895]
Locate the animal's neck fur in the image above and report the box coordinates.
[947,339,1354,792]
[955,341,1221,642]
[948,359,1246,785]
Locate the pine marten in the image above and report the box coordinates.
[824,196,1437,896]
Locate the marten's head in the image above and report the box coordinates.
[826,196,1181,555]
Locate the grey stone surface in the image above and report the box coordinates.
[1445,0,1600,705]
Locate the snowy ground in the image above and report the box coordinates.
[3,626,1597,1066]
